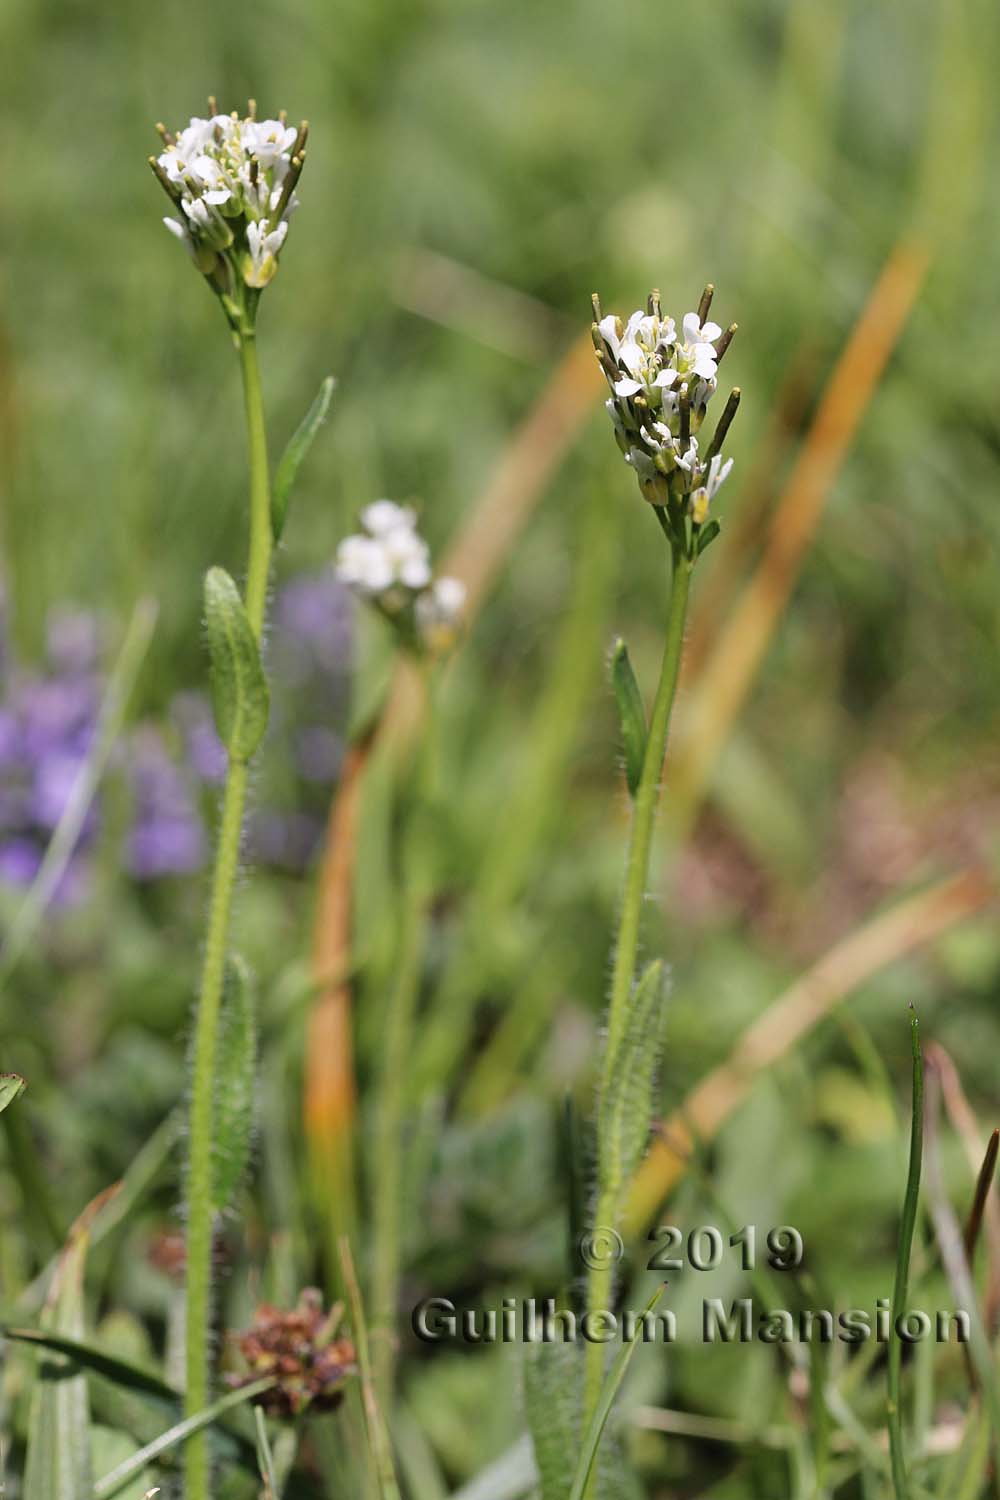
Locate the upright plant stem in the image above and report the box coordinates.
[185,313,272,1500]
[584,541,691,1427]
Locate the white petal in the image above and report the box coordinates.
[598,314,620,355]
[399,556,432,589]
[701,321,722,342]
[613,377,643,398]
[363,500,414,535]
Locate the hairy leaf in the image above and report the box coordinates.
[203,567,270,761]
[523,1340,581,1500]
[599,960,668,1200]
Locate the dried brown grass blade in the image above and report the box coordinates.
[670,240,929,822]
[304,739,371,1247]
[623,869,993,1236]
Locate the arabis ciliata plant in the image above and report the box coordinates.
[151,98,330,1500]
[584,286,739,1433]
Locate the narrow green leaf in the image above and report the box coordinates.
[92,1377,274,1500]
[696,518,721,556]
[567,1285,667,1500]
[599,960,668,1198]
[255,1407,279,1499]
[203,567,270,761]
[888,1008,923,1500]
[271,375,335,541]
[23,1199,103,1500]
[0,1072,26,1113]
[213,957,257,1212]
[3,1327,179,1403]
[523,1341,581,1500]
[609,639,646,797]
[339,1236,401,1500]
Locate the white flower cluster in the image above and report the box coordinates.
[335,502,466,654]
[152,102,306,290]
[593,288,739,520]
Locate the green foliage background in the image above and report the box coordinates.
[1,0,999,1494]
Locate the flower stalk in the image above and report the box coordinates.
[184,297,272,1499]
[152,98,306,1500]
[582,285,740,1448]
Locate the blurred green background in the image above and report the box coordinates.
[2,0,1000,1494]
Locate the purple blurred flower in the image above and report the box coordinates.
[125,727,205,880]
[170,691,227,785]
[0,598,102,904]
[0,837,41,886]
[271,572,353,687]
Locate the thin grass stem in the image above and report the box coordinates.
[888,1009,924,1500]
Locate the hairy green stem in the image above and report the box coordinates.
[185,315,272,1500]
[584,540,692,1432]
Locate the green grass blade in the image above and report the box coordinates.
[339,1235,401,1500]
[92,1377,274,1499]
[2,1326,179,1401]
[888,1008,924,1500]
[254,1406,279,1499]
[567,1284,666,1500]
[23,1210,97,1500]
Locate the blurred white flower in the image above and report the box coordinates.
[335,506,464,654]
[361,500,417,536]
[416,575,466,632]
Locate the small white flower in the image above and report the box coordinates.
[242,118,297,168]
[415,575,466,638]
[610,310,678,398]
[361,500,416,536]
[381,526,431,590]
[335,534,395,595]
[689,453,734,524]
[676,311,722,383]
[244,219,288,287]
[163,217,194,255]
[188,153,233,205]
